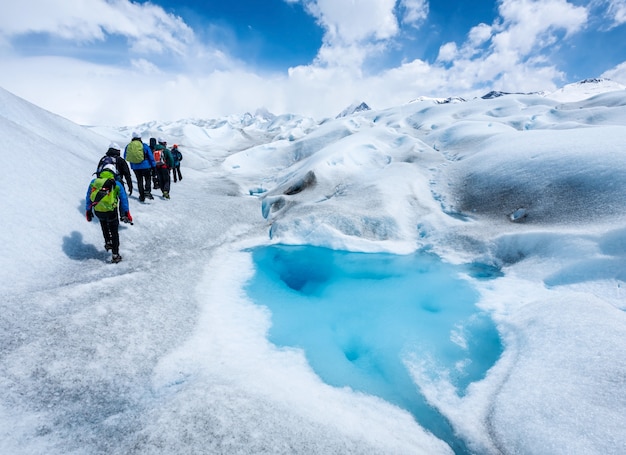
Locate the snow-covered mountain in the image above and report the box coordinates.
[336,101,372,118]
[481,90,547,99]
[2,80,626,455]
[88,78,625,157]
[546,77,626,102]
[410,95,465,104]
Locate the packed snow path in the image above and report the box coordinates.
[2,156,273,453]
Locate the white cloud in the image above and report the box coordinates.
[284,0,401,69]
[437,42,458,62]
[0,0,603,127]
[428,0,588,94]
[493,0,588,56]
[298,0,399,44]
[131,58,161,75]
[292,0,589,96]
[0,0,194,56]
[400,0,429,27]
[468,23,492,47]
[430,0,586,97]
[606,0,626,26]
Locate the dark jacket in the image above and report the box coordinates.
[154,144,175,169]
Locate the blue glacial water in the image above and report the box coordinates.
[245,245,503,454]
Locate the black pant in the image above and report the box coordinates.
[173,165,182,182]
[156,166,171,193]
[133,168,152,198]
[95,210,120,254]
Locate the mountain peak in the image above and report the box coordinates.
[481,90,546,99]
[336,102,371,118]
[547,78,626,102]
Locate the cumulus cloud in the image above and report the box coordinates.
[437,42,458,63]
[289,0,400,68]
[606,0,626,26]
[468,23,493,47]
[302,0,399,43]
[428,0,588,99]
[493,0,587,55]
[400,0,429,27]
[0,0,194,55]
[292,0,589,96]
[0,0,604,126]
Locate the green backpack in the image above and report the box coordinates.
[89,176,119,212]
[126,140,145,164]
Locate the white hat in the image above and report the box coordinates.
[108,142,120,151]
[132,131,141,139]
[102,163,118,175]
[157,136,166,144]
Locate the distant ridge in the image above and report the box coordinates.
[336,102,371,118]
[407,78,623,106]
[481,90,544,99]
[409,96,466,104]
[546,78,626,102]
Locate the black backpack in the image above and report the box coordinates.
[96,156,119,178]
[149,137,157,151]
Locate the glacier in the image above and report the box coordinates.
[1,78,625,454]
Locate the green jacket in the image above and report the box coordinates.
[154,144,174,169]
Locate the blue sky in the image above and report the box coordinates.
[173,0,325,69]
[1,0,626,125]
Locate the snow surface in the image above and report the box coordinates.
[1,78,626,454]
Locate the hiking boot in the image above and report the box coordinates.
[104,242,113,251]
[163,191,170,199]
[139,195,145,202]
[146,192,154,200]
[111,254,122,264]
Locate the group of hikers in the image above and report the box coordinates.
[85,132,184,263]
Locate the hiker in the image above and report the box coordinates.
[148,137,160,190]
[85,163,133,263]
[154,137,174,199]
[171,144,183,182]
[96,142,133,196]
[124,132,156,202]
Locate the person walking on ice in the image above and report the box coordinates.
[171,144,183,182]
[86,164,133,263]
[96,142,133,196]
[124,131,156,202]
[154,137,174,199]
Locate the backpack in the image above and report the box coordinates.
[89,176,119,212]
[96,156,119,178]
[173,149,183,162]
[153,148,165,167]
[149,137,157,151]
[126,140,145,164]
